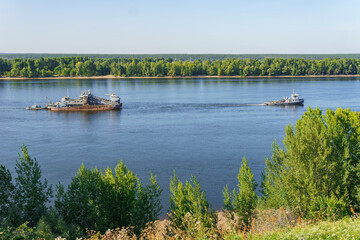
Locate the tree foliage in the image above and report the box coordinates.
[14,145,53,227]
[2,56,360,78]
[261,107,360,218]
[0,146,52,228]
[169,172,216,233]
[223,157,257,227]
[0,165,14,226]
[55,161,162,234]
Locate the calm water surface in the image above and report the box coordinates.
[1,77,360,213]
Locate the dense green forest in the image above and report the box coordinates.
[1,107,359,239]
[2,53,360,61]
[1,56,360,78]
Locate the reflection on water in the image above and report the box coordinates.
[49,110,123,129]
[265,104,305,111]
[54,110,121,120]
[1,77,360,215]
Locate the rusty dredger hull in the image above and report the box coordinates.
[50,90,122,111]
[50,105,122,111]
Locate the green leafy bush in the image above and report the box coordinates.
[309,195,349,221]
[0,165,13,226]
[261,107,360,216]
[0,222,36,240]
[169,172,216,237]
[223,157,258,228]
[14,145,53,227]
[0,145,52,228]
[55,161,162,234]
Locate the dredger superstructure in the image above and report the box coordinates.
[50,90,122,111]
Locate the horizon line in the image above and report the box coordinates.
[1,52,360,55]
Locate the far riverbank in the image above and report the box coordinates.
[2,74,360,80]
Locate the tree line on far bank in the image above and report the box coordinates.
[1,57,360,78]
[1,107,360,239]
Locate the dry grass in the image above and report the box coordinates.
[249,207,300,235]
[76,207,359,240]
[79,211,250,239]
[79,209,295,239]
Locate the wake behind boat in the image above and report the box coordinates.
[264,91,304,106]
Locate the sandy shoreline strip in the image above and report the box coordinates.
[1,74,360,80]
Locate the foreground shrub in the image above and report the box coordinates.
[308,195,349,221]
[0,146,52,228]
[0,165,13,226]
[55,161,162,234]
[169,173,217,238]
[223,157,257,229]
[13,146,53,227]
[262,107,360,217]
[0,222,36,240]
[35,208,82,240]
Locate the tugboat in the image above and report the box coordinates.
[264,91,304,106]
[50,90,122,111]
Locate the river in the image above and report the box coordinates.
[1,77,359,213]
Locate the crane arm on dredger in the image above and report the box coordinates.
[46,97,52,106]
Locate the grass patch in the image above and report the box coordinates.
[244,217,360,240]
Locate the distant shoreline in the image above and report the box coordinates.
[1,74,360,80]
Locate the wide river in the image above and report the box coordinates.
[1,77,360,214]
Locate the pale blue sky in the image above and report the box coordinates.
[0,0,359,54]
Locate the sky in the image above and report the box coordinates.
[0,0,359,54]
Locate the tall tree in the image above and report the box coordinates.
[0,165,14,226]
[261,107,360,216]
[14,145,53,227]
[223,157,257,227]
[169,173,216,233]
